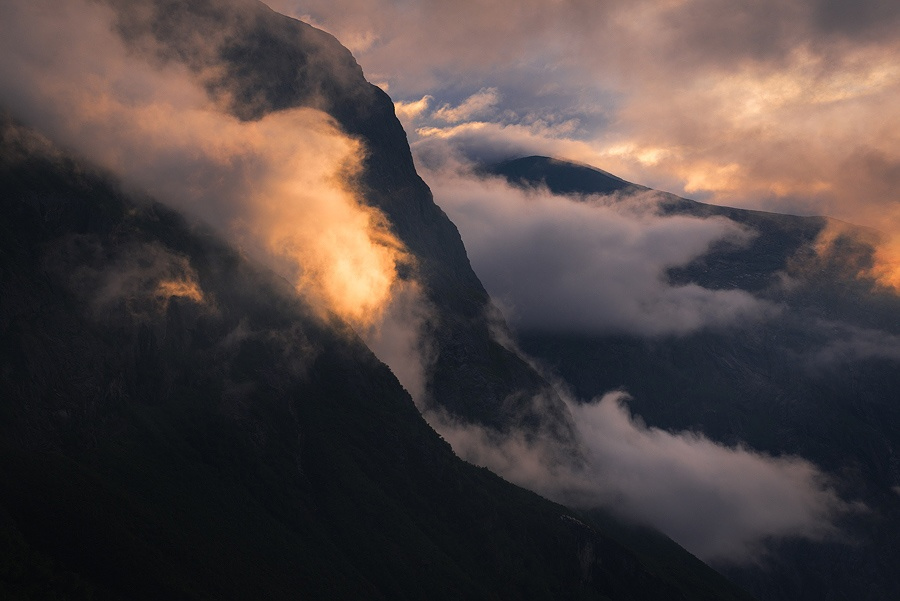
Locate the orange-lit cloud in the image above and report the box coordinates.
[0,0,408,328]
[157,279,205,304]
[871,241,900,293]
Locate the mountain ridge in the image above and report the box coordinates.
[0,4,756,599]
[1,114,757,600]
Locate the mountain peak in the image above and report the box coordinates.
[487,155,645,196]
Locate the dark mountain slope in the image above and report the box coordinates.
[98,0,567,435]
[489,156,646,197]
[491,156,900,601]
[0,118,757,600]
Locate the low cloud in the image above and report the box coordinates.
[394,95,433,122]
[49,237,209,320]
[410,120,599,172]
[0,0,444,406]
[425,164,776,336]
[360,281,436,404]
[806,320,900,366]
[430,389,850,564]
[0,0,410,330]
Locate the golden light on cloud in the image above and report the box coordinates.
[709,49,900,125]
[394,95,433,123]
[799,219,900,295]
[156,278,205,303]
[250,122,408,327]
[176,108,410,328]
[870,239,900,294]
[0,0,408,330]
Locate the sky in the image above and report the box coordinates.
[270,0,900,288]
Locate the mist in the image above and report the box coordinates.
[422,161,777,337]
[0,0,413,334]
[413,158,852,561]
[0,0,862,569]
[429,387,851,564]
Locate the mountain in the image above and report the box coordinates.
[488,156,647,197]
[0,2,756,599]
[0,114,758,600]
[98,0,573,437]
[488,156,900,601]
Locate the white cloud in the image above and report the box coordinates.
[425,164,777,336]
[430,390,850,564]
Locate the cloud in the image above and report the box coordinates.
[360,281,436,404]
[428,389,849,564]
[46,236,209,320]
[423,163,776,336]
[806,320,900,365]
[266,0,900,292]
[0,0,410,330]
[409,120,599,171]
[394,95,433,122]
[0,0,864,566]
[433,87,501,123]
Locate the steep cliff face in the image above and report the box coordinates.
[0,112,754,600]
[95,0,569,435]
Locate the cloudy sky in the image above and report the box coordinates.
[270,0,900,284]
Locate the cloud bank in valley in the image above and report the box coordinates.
[431,389,849,564]
[427,164,775,336]
[270,0,900,291]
